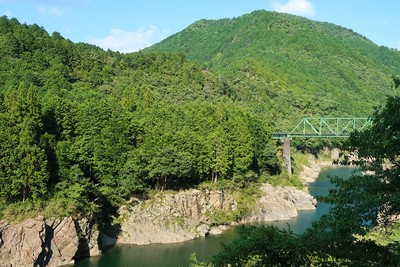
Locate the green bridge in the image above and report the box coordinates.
[272,117,372,139]
[272,117,372,175]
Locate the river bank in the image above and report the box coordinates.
[0,185,316,267]
[0,150,336,267]
[117,184,316,246]
[74,166,356,267]
[298,148,340,184]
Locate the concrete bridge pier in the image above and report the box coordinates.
[283,138,292,176]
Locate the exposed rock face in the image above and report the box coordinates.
[0,216,115,267]
[299,148,340,183]
[37,217,79,267]
[0,217,78,267]
[118,189,237,245]
[242,184,316,223]
[0,183,316,265]
[0,218,44,267]
[118,185,316,245]
[74,217,104,260]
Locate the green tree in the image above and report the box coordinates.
[213,96,400,267]
[302,95,400,265]
[328,95,400,229]
[208,127,230,183]
[0,83,49,202]
[213,226,307,267]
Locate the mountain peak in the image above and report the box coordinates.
[146,10,400,120]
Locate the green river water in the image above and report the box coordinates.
[74,167,357,267]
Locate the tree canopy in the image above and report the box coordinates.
[211,95,400,266]
[146,10,400,130]
[0,16,279,218]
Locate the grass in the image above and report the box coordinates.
[262,173,304,189]
[365,222,400,246]
[0,200,44,223]
[317,149,334,162]
[292,151,311,169]
[0,197,91,224]
[292,151,312,180]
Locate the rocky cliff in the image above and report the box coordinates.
[0,183,316,266]
[0,216,115,267]
[299,148,340,183]
[118,189,236,244]
[0,217,78,267]
[241,184,316,223]
[117,185,316,245]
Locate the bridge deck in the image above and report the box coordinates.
[272,132,351,139]
[272,117,371,139]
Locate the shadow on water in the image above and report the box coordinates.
[74,227,241,267]
[74,166,358,267]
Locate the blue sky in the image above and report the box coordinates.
[1,0,399,53]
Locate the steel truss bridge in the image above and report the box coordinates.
[272,117,372,139]
[272,117,372,175]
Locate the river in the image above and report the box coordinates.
[74,166,357,267]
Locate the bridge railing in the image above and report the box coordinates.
[272,117,372,139]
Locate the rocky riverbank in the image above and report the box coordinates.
[117,184,316,245]
[0,216,116,267]
[298,148,340,183]
[3,146,343,267]
[0,183,315,266]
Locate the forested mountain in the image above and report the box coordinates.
[0,16,278,216]
[1,10,399,220]
[146,10,400,128]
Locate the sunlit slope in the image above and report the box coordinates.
[146,10,400,127]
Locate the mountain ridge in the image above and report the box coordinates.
[145,10,400,128]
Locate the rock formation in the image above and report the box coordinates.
[118,189,237,244]
[0,217,78,267]
[118,185,316,245]
[242,184,316,223]
[299,148,340,183]
[0,183,316,266]
[0,216,115,267]
[0,218,45,267]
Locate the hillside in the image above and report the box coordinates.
[2,12,400,267]
[146,10,400,129]
[1,11,399,221]
[0,16,279,219]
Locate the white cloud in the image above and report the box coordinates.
[37,5,64,16]
[272,0,316,18]
[389,40,400,50]
[33,0,90,16]
[88,26,166,53]
[4,10,13,17]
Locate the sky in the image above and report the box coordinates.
[0,0,399,53]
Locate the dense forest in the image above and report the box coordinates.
[0,10,399,225]
[147,10,400,127]
[0,16,279,218]
[206,95,400,266]
[1,9,400,266]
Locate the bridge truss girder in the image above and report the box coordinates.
[272,117,372,139]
